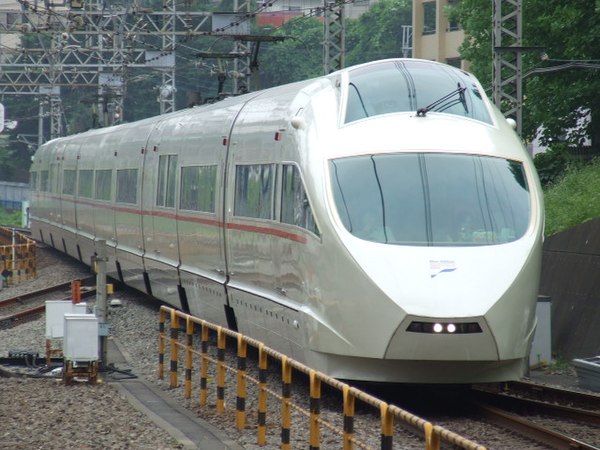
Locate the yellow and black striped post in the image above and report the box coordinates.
[199,321,209,406]
[343,384,355,450]
[257,343,268,445]
[236,334,247,430]
[380,402,394,450]
[185,315,194,399]
[281,356,292,450]
[309,370,321,450]
[216,326,226,413]
[169,308,179,388]
[424,422,441,450]
[158,308,166,380]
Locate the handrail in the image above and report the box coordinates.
[158,306,487,450]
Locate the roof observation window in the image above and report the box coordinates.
[344,59,491,125]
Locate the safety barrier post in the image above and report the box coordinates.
[281,356,292,450]
[185,315,194,399]
[199,321,209,406]
[309,370,321,450]
[169,309,179,388]
[424,422,441,450]
[216,326,226,413]
[257,343,268,446]
[158,308,166,380]
[343,385,355,450]
[380,402,394,450]
[71,279,81,304]
[236,334,247,430]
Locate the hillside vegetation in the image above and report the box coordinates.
[543,158,600,236]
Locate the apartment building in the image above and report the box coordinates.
[412,0,468,70]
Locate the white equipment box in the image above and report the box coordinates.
[63,314,98,361]
[45,301,88,338]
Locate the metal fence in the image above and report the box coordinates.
[158,306,486,450]
[0,227,36,286]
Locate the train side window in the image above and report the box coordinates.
[116,168,138,204]
[95,169,112,201]
[78,169,93,198]
[281,164,319,235]
[30,172,38,191]
[180,165,217,213]
[50,164,60,193]
[62,170,76,195]
[157,154,178,208]
[40,170,49,192]
[234,164,274,219]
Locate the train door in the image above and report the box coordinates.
[141,117,183,309]
[89,130,123,281]
[224,100,285,343]
[176,104,239,325]
[58,140,81,259]
[47,142,65,249]
[112,122,153,293]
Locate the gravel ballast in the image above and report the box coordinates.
[0,246,590,450]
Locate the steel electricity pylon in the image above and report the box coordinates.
[0,0,255,145]
[492,0,523,135]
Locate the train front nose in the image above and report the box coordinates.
[384,315,500,361]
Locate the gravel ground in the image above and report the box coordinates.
[0,245,593,450]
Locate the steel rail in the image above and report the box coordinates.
[0,276,95,309]
[0,277,97,327]
[471,388,600,426]
[473,402,599,450]
[505,380,600,411]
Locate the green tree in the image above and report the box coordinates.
[345,0,412,66]
[450,0,600,149]
[259,18,324,87]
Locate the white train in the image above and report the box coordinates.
[30,59,544,383]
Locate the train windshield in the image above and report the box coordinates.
[344,60,491,124]
[330,153,530,246]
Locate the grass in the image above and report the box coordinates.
[543,158,600,236]
[0,208,22,228]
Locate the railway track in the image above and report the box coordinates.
[470,381,600,449]
[0,276,96,328]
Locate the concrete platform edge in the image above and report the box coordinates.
[105,337,245,450]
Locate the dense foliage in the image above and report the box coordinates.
[543,158,600,236]
[449,0,600,150]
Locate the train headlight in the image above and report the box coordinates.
[407,321,483,334]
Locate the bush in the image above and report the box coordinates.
[543,158,600,236]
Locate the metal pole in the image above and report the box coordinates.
[95,240,108,367]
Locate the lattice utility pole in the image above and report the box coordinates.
[492,0,522,135]
[0,1,212,143]
[323,0,345,74]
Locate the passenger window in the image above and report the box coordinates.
[95,169,112,201]
[180,165,217,213]
[30,172,38,191]
[40,170,49,192]
[234,164,274,219]
[281,164,319,235]
[78,169,93,198]
[62,170,76,195]
[50,164,60,193]
[116,168,138,204]
[157,154,178,208]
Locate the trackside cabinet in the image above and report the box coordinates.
[45,301,88,364]
[63,313,99,384]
